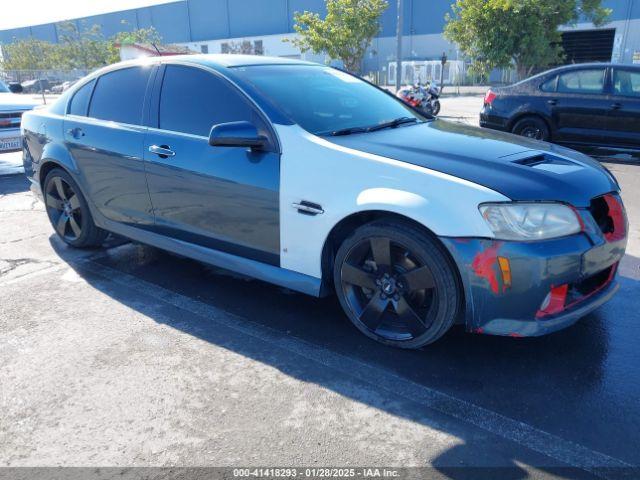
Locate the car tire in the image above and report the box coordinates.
[333,220,461,349]
[512,116,550,141]
[43,168,108,248]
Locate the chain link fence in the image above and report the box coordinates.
[0,69,91,95]
[363,60,526,96]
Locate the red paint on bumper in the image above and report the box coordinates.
[471,242,503,294]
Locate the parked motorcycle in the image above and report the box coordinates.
[397,81,441,116]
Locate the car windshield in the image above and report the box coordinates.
[233,64,424,135]
[0,80,9,93]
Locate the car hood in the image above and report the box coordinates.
[328,120,617,207]
[0,92,40,111]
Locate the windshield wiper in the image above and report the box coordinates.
[366,116,418,132]
[328,126,370,136]
[324,116,419,137]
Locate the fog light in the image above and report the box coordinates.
[536,284,568,318]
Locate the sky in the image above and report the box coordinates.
[0,0,178,30]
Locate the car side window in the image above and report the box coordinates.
[159,65,254,137]
[540,76,558,92]
[68,79,95,116]
[88,67,152,125]
[557,69,605,94]
[613,69,640,97]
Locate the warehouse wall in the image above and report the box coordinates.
[1,0,639,64]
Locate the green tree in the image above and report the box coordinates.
[0,38,58,70]
[444,0,611,80]
[287,0,388,73]
[0,21,162,72]
[107,25,162,64]
[56,21,111,69]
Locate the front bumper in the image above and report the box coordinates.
[441,206,627,337]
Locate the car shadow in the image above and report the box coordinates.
[48,236,639,478]
[0,174,29,195]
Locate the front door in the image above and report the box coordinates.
[549,67,612,145]
[143,64,280,265]
[606,67,640,148]
[64,65,155,226]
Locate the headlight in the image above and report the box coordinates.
[479,203,582,241]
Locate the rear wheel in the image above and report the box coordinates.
[512,116,550,141]
[333,221,461,349]
[43,168,108,248]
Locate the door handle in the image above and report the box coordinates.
[148,144,175,158]
[611,103,622,110]
[547,99,557,106]
[66,127,84,139]
[292,201,324,215]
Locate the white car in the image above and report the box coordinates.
[0,79,39,154]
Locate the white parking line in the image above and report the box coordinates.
[71,253,635,479]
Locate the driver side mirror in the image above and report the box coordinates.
[209,121,267,150]
[8,82,23,94]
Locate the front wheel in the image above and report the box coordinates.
[333,221,461,349]
[431,99,441,116]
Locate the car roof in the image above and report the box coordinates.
[538,62,640,76]
[512,62,640,86]
[556,62,638,70]
[114,54,319,70]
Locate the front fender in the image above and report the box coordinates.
[356,188,428,211]
[276,124,509,279]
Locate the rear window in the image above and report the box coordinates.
[89,67,152,125]
[557,69,605,94]
[68,80,95,116]
[540,76,557,92]
[613,69,640,97]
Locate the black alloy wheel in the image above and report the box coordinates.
[43,168,108,248]
[334,221,460,349]
[45,176,83,242]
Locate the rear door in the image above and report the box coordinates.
[607,67,640,147]
[63,65,156,226]
[547,67,611,145]
[143,64,280,265]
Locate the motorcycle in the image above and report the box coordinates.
[397,81,441,116]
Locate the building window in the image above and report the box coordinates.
[254,40,264,56]
[200,44,209,54]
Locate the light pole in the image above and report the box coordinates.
[439,51,447,94]
[395,0,403,92]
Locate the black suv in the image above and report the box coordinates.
[480,63,640,149]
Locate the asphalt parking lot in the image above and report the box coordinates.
[1,109,639,478]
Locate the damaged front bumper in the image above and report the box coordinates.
[441,194,628,337]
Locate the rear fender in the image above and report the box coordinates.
[40,142,80,180]
[507,107,552,132]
